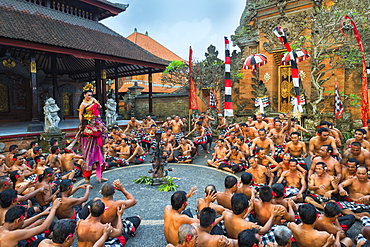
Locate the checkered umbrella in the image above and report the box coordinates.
[281,48,310,65]
[243,54,267,70]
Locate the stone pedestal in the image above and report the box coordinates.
[27,121,43,132]
[39,132,66,151]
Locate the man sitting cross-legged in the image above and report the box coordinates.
[164,187,199,246]
[288,203,342,247]
[77,199,124,247]
[192,207,237,247]
[338,166,370,220]
[306,162,339,210]
[223,193,284,239]
[315,201,354,246]
[277,159,306,202]
[0,198,61,247]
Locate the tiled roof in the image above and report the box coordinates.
[0,0,168,66]
[96,0,129,11]
[127,31,184,61]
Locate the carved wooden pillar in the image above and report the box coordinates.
[27,56,43,132]
[148,71,153,116]
[94,59,101,102]
[51,53,58,101]
[114,66,119,113]
[101,60,106,113]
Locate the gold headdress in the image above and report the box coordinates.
[83,83,94,92]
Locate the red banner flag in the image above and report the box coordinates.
[189,46,198,110]
[340,15,369,125]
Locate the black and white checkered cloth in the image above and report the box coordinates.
[356,216,370,244]
[337,201,370,213]
[284,187,300,198]
[261,225,278,245]
[334,83,344,119]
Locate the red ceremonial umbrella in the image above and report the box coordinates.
[243,54,267,70]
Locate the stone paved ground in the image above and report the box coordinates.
[72,149,361,247]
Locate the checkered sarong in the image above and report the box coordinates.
[250,183,264,191]
[292,156,306,166]
[205,127,212,136]
[194,135,207,145]
[284,186,300,198]
[25,174,38,183]
[356,216,370,243]
[307,193,329,204]
[336,201,370,213]
[261,225,278,245]
[174,132,184,144]
[274,145,285,159]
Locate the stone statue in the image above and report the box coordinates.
[44,97,61,133]
[105,98,117,128]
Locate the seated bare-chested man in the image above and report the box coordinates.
[309,127,339,159]
[0,155,10,176]
[0,198,61,247]
[44,146,61,169]
[60,149,83,177]
[162,138,175,163]
[288,204,339,247]
[236,172,256,200]
[77,199,124,247]
[216,114,228,133]
[34,155,48,176]
[255,147,279,170]
[338,166,370,220]
[254,114,269,130]
[272,153,306,178]
[342,158,358,181]
[314,202,354,246]
[197,185,228,216]
[10,154,35,180]
[277,159,307,202]
[283,131,308,170]
[345,129,370,151]
[341,142,370,169]
[319,121,342,149]
[110,126,125,142]
[253,186,295,228]
[207,139,227,168]
[164,188,199,245]
[218,146,246,174]
[56,179,92,220]
[34,167,59,208]
[162,128,176,147]
[306,162,338,210]
[235,136,250,158]
[250,129,275,157]
[271,183,298,213]
[225,131,237,148]
[5,145,19,168]
[216,176,238,210]
[223,193,284,239]
[240,123,258,144]
[174,137,194,163]
[124,116,141,135]
[246,157,273,188]
[309,145,342,182]
[192,207,237,247]
[127,140,146,164]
